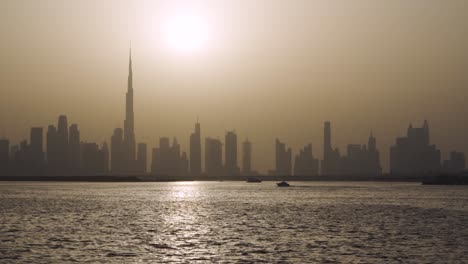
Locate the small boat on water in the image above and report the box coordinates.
[247,177,262,183]
[276,181,290,187]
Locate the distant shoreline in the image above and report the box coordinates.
[0,175,425,183]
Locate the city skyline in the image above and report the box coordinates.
[0,60,465,176]
[2,2,468,263]
[0,50,466,175]
[1,1,468,174]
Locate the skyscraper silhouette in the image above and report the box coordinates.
[242,139,252,175]
[56,115,69,173]
[111,128,124,173]
[390,120,441,174]
[81,142,107,175]
[0,139,9,175]
[443,151,465,173]
[275,139,292,176]
[29,127,45,174]
[102,142,109,173]
[123,49,136,172]
[294,144,319,176]
[151,137,187,176]
[225,131,239,176]
[69,124,81,174]
[47,124,59,174]
[321,121,340,175]
[205,138,223,177]
[190,121,202,176]
[137,143,147,174]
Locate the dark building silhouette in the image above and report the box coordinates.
[102,142,109,173]
[443,151,465,173]
[123,49,137,173]
[242,139,252,175]
[225,131,240,176]
[29,127,45,174]
[11,140,30,175]
[69,124,81,174]
[390,121,441,175]
[321,121,341,175]
[45,115,71,175]
[275,139,292,176]
[57,115,69,169]
[81,142,107,175]
[111,128,125,174]
[46,125,59,173]
[205,137,223,176]
[109,50,141,174]
[179,152,189,175]
[294,144,319,176]
[339,134,382,175]
[0,139,9,175]
[151,137,187,176]
[190,121,202,177]
[137,143,147,174]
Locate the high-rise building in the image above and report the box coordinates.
[137,143,147,174]
[294,144,319,176]
[242,139,252,175]
[69,124,81,173]
[151,147,160,175]
[339,137,382,175]
[190,121,202,176]
[390,121,441,174]
[47,125,59,173]
[57,115,69,169]
[443,151,465,173]
[205,138,223,177]
[151,137,187,176]
[321,121,341,175]
[81,142,107,175]
[30,128,43,155]
[29,127,45,174]
[225,131,239,176]
[123,49,136,172]
[275,139,292,176]
[10,140,30,175]
[0,139,9,175]
[111,128,124,173]
[179,152,189,176]
[102,142,109,173]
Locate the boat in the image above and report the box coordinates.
[247,177,262,183]
[276,181,290,187]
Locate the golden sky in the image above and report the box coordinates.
[1,0,467,173]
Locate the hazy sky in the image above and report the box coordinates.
[1,0,467,173]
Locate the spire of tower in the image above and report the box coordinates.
[128,47,133,77]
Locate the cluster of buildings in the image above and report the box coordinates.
[0,52,466,178]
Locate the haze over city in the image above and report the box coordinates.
[3,1,468,263]
[1,0,468,174]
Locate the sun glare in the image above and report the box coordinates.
[162,14,210,53]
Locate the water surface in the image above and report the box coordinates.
[1,181,468,263]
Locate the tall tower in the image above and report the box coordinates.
[423,120,430,145]
[242,139,252,175]
[368,132,376,152]
[322,121,332,175]
[225,131,239,176]
[124,49,136,168]
[190,120,202,176]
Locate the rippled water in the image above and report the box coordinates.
[1,181,468,263]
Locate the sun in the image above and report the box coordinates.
[162,14,210,53]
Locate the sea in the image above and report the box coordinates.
[1,181,468,263]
